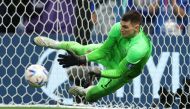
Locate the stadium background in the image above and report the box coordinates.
[0,0,190,108]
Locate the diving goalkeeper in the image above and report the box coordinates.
[34,10,152,102]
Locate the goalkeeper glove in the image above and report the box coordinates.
[57,50,86,68]
[88,68,101,77]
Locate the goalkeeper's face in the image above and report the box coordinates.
[120,21,139,38]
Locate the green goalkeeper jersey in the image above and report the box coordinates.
[86,22,152,79]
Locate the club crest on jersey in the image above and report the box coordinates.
[127,63,135,70]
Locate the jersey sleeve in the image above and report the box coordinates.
[86,23,120,61]
[100,43,148,79]
[126,43,148,64]
[100,56,130,79]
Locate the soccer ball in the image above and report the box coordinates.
[25,64,48,87]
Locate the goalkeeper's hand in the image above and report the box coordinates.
[57,50,86,68]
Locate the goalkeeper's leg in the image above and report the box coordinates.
[68,85,111,102]
[34,36,101,55]
[68,77,126,102]
[34,36,59,49]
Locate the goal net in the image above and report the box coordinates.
[0,0,190,108]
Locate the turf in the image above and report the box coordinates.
[0,107,76,109]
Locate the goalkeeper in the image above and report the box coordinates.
[34,10,152,102]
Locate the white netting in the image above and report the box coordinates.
[0,0,190,108]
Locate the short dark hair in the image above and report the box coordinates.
[121,10,142,24]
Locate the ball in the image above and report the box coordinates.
[25,64,48,87]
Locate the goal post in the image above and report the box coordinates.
[0,0,190,108]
